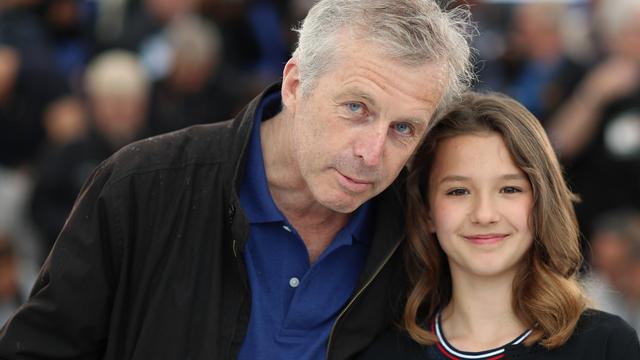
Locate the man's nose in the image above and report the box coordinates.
[354,124,387,167]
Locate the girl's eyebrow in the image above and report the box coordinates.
[439,175,468,184]
[438,173,527,184]
[501,174,528,181]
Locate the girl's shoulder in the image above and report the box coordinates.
[514,308,640,359]
[568,309,639,354]
[574,308,635,334]
[356,310,640,360]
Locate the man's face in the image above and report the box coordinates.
[281,38,446,213]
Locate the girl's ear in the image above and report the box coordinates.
[426,209,435,234]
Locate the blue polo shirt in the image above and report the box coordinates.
[238,92,373,359]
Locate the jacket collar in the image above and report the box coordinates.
[227,82,283,198]
[226,83,283,251]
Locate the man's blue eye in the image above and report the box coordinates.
[394,123,413,135]
[347,103,363,113]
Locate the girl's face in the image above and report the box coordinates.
[427,132,534,280]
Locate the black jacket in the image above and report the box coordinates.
[356,309,640,359]
[0,84,407,359]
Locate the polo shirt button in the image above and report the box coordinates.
[289,277,300,288]
[283,225,292,232]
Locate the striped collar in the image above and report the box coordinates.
[432,312,532,360]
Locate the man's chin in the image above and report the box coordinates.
[317,192,370,214]
[328,203,361,214]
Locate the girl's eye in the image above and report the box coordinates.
[346,102,364,114]
[501,186,522,194]
[446,188,469,196]
[393,122,414,136]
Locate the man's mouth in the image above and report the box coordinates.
[335,170,374,193]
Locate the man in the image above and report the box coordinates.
[0,0,473,358]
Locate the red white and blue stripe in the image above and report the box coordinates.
[431,313,533,360]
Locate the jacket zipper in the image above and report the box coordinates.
[324,239,402,360]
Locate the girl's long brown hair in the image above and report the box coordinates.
[403,92,586,348]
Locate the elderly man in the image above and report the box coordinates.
[0,0,473,359]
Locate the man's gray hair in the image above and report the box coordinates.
[292,0,475,115]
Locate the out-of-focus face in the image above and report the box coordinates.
[47,0,80,31]
[91,93,147,148]
[282,36,446,213]
[427,133,534,280]
[170,57,214,93]
[511,3,562,59]
[44,96,87,145]
[0,47,19,101]
[145,0,198,22]
[614,7,640,61]
[591,230,629,276]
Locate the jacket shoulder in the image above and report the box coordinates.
[102,120,243,187]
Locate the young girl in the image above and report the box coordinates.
[358,92,640,359]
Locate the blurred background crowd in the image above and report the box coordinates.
[0,0,638,334]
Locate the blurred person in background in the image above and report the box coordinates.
[34,0,95,90]
[202,0,289,83]
[100,0,272,105]
[0,1,82,179]
[548,0,640,248]
[0,24,46,312]
[147,14,236,135]
[97,0,289,110]
[0,1,40,11]
[0,0,52,73]
[0,45,65,169]
[477,1,587,125]
[101,0,200,52]
[0,168,41,313]
[585,210,640,332]
[77,49,148,156]
[41,95,88,147]
[0,45,43,282]
[0,0,94,91]
[30,50,149,256]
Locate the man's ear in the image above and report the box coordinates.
[281,58,301,112]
